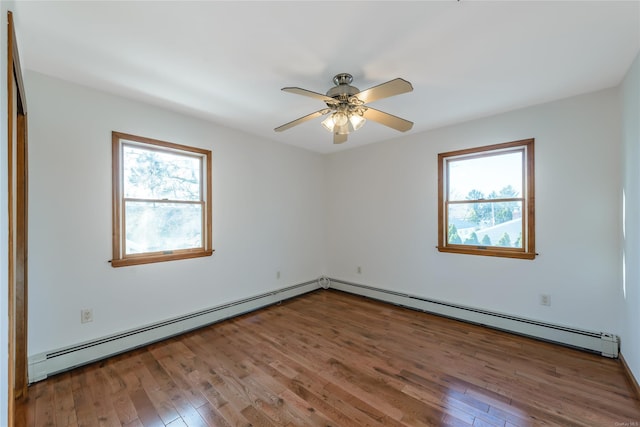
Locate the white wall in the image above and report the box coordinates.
[326,88,622,334]
[621,52,640,383]
[1,4,16,425]
[25,71,326,356]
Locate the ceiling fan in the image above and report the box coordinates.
[275,73,414,144]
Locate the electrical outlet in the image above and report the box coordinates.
[276,271,281,279]
[81,308,93,323]
[539,294,551,306]
[357,266,362,274]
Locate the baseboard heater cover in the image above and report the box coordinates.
[28,279,321,383]
[328,278,619,358]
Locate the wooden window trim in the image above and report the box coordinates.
[437,138,536,260]
[111,132,213,267]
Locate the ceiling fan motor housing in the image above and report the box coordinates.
[326,73,360,102]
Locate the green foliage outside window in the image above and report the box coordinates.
[463,232,479,245]
[465,185,519,227]
[448,224,462,244]
[498,232,511,247]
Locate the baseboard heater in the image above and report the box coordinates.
[28,279,321,383]
[328,278,619,358]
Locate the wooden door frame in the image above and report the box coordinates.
[7,10,28,426]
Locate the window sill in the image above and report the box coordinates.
[110,249,214,267]
[437,246,536,260]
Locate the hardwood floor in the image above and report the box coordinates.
[21,289,640,426]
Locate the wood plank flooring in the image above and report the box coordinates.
[20,289,640,426]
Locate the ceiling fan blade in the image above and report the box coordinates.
[333,133,348,144]
[354,78,413,104]
[362,107,413,132]
[274,109,330,132]
[282,87,338,104]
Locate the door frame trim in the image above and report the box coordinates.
[7,10,28,426]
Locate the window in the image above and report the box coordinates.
[111,132,213,267]
[438,138,535,259]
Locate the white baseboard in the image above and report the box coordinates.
[328,278,619,358]
[28,280,321,383]
[29,277,620,384]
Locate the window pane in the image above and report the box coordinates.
[448,201,523,248]
[448,151,522,201]
[125,201,202,254]
[123,145,201,201]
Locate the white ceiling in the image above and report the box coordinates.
[12,1,640,154]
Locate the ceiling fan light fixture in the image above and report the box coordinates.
[349,113,366,131]
[333,111,348,126]
[321,111,349,132]
[321,115,336,132]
